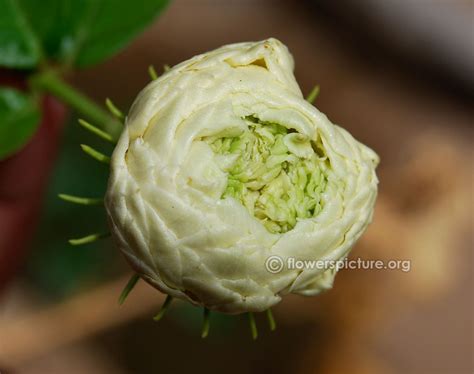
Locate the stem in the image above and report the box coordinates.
[80,144,110,164]
[118,274,140,306]
[58,193,103,206]
[78,119,115,143]
[29,71,122,139]
[148,65,158,81]
[306,85,320,104]
[201,308,210,338]
[266,309,276,331]
[68,232,110,246]
[248,312,258,340]
[153,295,173,322]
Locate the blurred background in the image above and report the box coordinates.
[0,0,472,373]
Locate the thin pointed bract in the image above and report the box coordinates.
[266,309,276,331]
[105,98,125,121]
[201,308,210,338]
[148,65,158,81]
[58,193,103,206]
[78,119,115,143]
[153,295,173,321]
[68,232,110,246]
[306,85,320,104]
[80,144,110,164]
[248,312,258,340]
[118,274,140,305]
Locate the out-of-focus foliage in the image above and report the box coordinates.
[26,117,118,299]
[0,87,40,159]
[0,0,169,159]
[0,0,169,69]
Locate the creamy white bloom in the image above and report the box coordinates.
[105,38,379,314]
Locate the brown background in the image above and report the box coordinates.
[0,1,472,373]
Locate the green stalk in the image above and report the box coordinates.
[118,274,140,306]
[29,71,122,140]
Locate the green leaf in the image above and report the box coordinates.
[0,0,43,68]
[73,0,170,67]
[0,0,169,69]
[0,87,41,159]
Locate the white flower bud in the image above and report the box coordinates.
[105,38,379,314]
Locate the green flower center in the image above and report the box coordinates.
[205,116,328,233]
